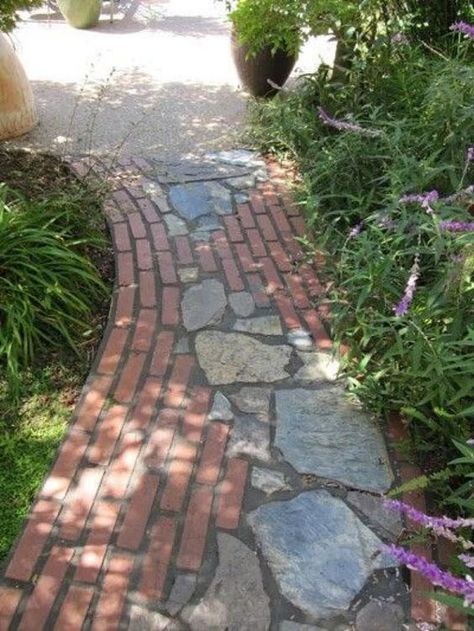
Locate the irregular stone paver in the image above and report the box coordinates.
[178,267,199,283]
[129,606,176,631]
[347,492,403,540]
[249,490,396,619]
[182,279,227,331]
[208,391,234,422]
[166,574,197,616]
[230,387,272,418]
[233,315,283,336]
[355,600,405,631]
[207,149,265,168]
[252,467,291,494]
[280,623,325,631]
[287,328,314,351]
[294,352,340,382]
[275,388,393,492]
[164,213,189,236]
[229,291,255,317]
[196,331,292,384]
[182,533,271,631]
[227,415,271,462]
[170,181,233,220]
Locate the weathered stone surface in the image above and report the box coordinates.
[279,622,324,631]
[182,533,271,631]
[129,605,176,630]
[196,214,222,231]
[182,280,227,331]
[166,574,197,616]
[229,291,255,317]
[287,328,313,352]
[178,267,199,284]
[225,174,256,189]
[196,331,292,384]
[164,214,188,236]
[248,490,396,620]
[169,181,233,220]
[355,600,404,631]
[208,391,234,422]
[252,467,290,494]
[207,149,265,169]
[275,388,393,492]
[233,316,283,336]
[230,387,271,419]
[227,415,271,462]
[293,352,340,382]
[235,192,250,204]
[175,336,190,354]
[347,492,403,541]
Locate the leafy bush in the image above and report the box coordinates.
[0,0,42,32]
[0,185,107,389]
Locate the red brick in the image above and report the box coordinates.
[303,310,332,349]
[274,293,301,329]
[0,587,21,630]
[269,241,292,272]
[138,271,156,308]
[300,264,325,298]
[145,411,177,470]
[117,473,160,550]
[260,184,279,207]
[6,500,61,582]
[113,189,137,214]
[177,486,213,571]
[237,203,256,228]
[54,585,94,631]
[213,230,233,260]
[152,195,170,214]
[75,375,113,432]
[97,327,129,375]
[127,377,162,432]
[175,236,193,265]
[223,216,244,242]
[114,352,146,403]
[196,423,230,485]
[91,552,134,631]
[256,214,278,241]
[235,242,256,273]
[104,201,123,224]
[183,386,212,442]
[112,223,131,251]
[195,241,218,272]
[151,223,170,251]
[101,432,143,499]
[285,273,310,309]
[164,355,195,408]
[114,285,136,327]
[281,193,301,216]
[137,197,160,223]
[410,544,437,623]
[60,467,104,541]
[18,547,74,631]
[269,203,292,235]
[128,212,147,239]
[132,309,157,351]
[291,216,306,237]
[157,251,178,284]
[41,430,89,501]
[117,252,135,286]
[246,228,267,257]
[75,501,120,583]
[222,258,245,291]
[249,189,266,214]
[139,516,177,601]
[161,440,197,512]
[161,286,180,326]
[136,238,153,270]
[260,257,283,293]
[216,458,248,530]
[149,331,175,377]
[89,405,128,465]
[246,273,271,307]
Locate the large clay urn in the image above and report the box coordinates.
[0,33,37,141]
[231,29,297,98]
[57,0,102,29]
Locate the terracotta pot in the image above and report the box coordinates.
[0,33,37,141]
[231,29,297,98]
[57,0,102,29]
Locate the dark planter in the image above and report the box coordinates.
[231,30,297,98]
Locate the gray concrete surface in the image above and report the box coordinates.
[8,0,335,158]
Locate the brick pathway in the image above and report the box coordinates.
[0,152,409,630]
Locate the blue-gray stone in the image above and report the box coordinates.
[227,415,271,462]
[169,181,232,220]
[206,149,265,169]
[196,214,222,231]
[279,623,324,631]
[275,388,393,492]
[248,490,396,620]
[182,280,227,332]
[164,214,188,236]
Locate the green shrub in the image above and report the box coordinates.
[0,0,43,32]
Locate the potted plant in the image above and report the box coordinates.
[225,0,311,97]
[0,1,40,140]
[56,0,103,29]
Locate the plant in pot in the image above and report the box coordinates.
[0,0,41,140]
[226,0,311,97]
[56,0,103,30]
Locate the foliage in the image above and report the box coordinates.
[0,0,42,32]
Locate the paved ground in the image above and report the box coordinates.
[0,151,410,630]
[9,0,334,157]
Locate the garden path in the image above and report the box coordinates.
[0,151,410,630]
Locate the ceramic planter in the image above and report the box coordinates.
[57,0,102,29]
[0,33,37,140]
[231,29,297,98]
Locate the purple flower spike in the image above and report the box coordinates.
[450,21,474,39]
[384,499,474,530]
[349,222,363,238]
[459,554,474,569]
[439,220,474,232]
[317,107,382,137]
[382,544,474,603]
[393,256,420,317]
[400,190,439,215]
[468,147,474,162]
